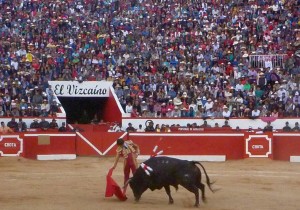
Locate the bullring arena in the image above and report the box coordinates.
[1,0,300,208]
[1,156,300,210]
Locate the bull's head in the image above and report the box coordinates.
[125,171,149,202]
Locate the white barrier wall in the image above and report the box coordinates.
[122,118,299,130]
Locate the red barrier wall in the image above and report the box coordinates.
[273,134,300,161]
[127,133,245,160]
[75,131,126,156]
[2,130,299,162]
[23,133,76,159]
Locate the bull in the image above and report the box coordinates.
[125,156,215,207]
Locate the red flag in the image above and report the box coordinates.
[105,168,127,201]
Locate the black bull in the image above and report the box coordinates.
[125,156,215,207]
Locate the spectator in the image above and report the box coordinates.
[292,122,300,132]
[200,120,211,128]
[282,122,292,132]
[39,117,50,131]
[58,122,67,132]
[126,123,136,132]
[49,119,59,129]
[0,106,4,117]
[251,107,261,120]
[222,121,231,128]
[222,105,231,120]
[136,124,144,132]
[263,122,274,132]
[145,121,155,132]
[16,122,27,132]
[7,117,18,131]
[30,118,40,129]
[0,122,14,134]
[18,118,27,132]
[125,102,133,114]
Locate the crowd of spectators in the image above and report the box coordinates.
[0,0,299,121]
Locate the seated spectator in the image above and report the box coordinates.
[230,108,238,118]
[126,123,136,132]
[0,122,14,134]
[292,122,300,132]
[214,123,219,128]
[206,108,215,119]
[282,122,292,132]
[125,102,133,114]
[11,107,20,117]
[49,119,59,129]
[39,117,50,131]
[222,121,231,128]
[222,105,231,120]
[263,122,273,132]
[40,108,49,117]
[30,118,40,129]
[49,100,60,116]
[172,106,181,117]
[0,106,4,116]
[7,117,18,131]
[251,107,261,120]
[58,122,67,132]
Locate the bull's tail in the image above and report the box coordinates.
[194,162,215,193]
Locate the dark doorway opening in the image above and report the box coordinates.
[58,97,106,124]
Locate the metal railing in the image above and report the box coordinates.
[249,54,288,69]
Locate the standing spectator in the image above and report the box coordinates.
[292,122,300,132]
[58,122,67,132]
[263,122,274,132]
[282,122,292,132]
[30,118,40,129]
[18,118,27,132]
[222,121,231,128]
[39,117,50,131]
[136,124,144,132]
[7,117,18,131]
[126,123,136,132]
[49,119,59,129]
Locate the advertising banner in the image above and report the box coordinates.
[48,81,113,97]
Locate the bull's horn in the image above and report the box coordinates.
[123,178,132,188]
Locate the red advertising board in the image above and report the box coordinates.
[0,135,23,156]
[245,134,273,158]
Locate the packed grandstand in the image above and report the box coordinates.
[0,0,299,125]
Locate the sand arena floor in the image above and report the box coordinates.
[1,157,300,210]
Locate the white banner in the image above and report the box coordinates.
[48,81,113,97]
